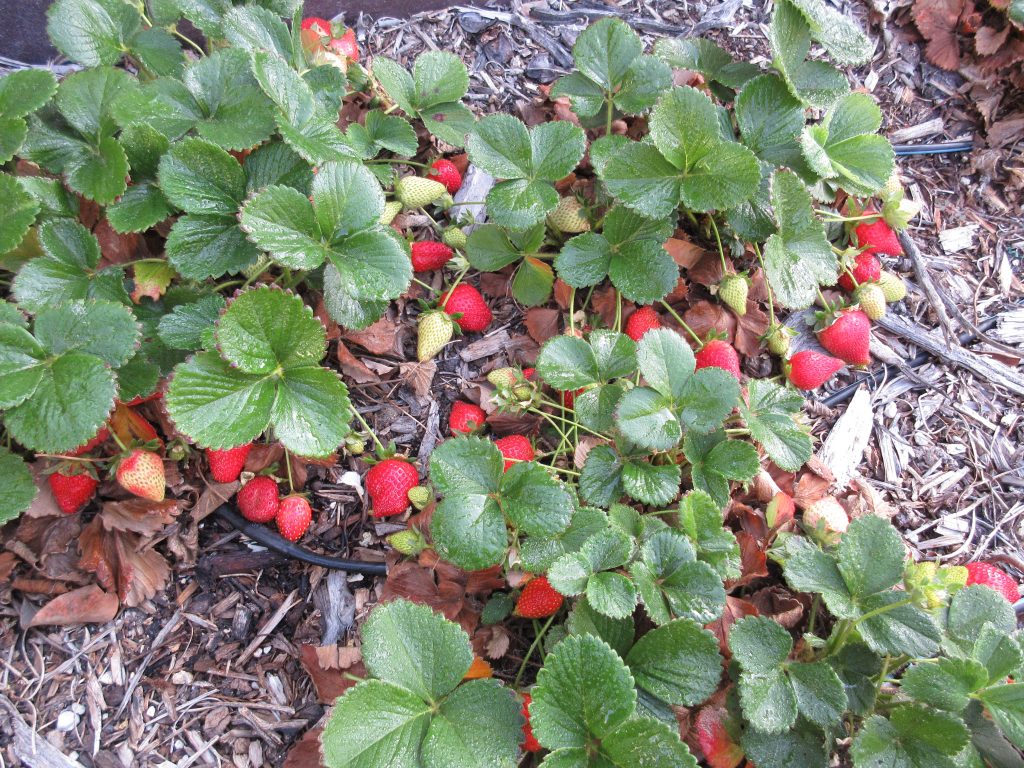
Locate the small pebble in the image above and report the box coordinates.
[56,710,78,732]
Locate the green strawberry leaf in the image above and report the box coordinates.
[215,286,326,375]
[33,300,139,367]
[736,75,815,181]
[520,506,610,574]
[837,515,906,598]
[730,616,799,733]
[157,294,225,351]
[625,618,722,706]
[851,705,969,768]
[587,571,638,620]
[129,26,184,77]
[107,183,174,234]
[0,324,45,409]
[0,173,39,256]
[972,626,1024,685]
[322,600,522,768]
[371,56,417,116]
[13,220,129,311]
[566,596,635,658]
[116,349,162,402]
[615,55,674,115]
[768,1,849,108]
[631,530,725,625]
[788,661,847,728]
[573,383,624,434]
[677,489,741,580]
[730,614,792,673]
[684,430,760,508]
[0,69,59,120]
[598,718,698,767]
[828,642,882,716]
[579,444,625,508]
[655,38,760,93]
[801,92,894,196]
[0,118,28,166]
[902,658,990,712]
[536,331,637,390]
[773,536,857,618]
[978,685,1024,750]
[783,0,874,65]
[46,0,141,67]
[4,351,117,453]
[636,328,694,399]
[159,136,247,215]
[16,177,79,223]
[856,592,940,657]
[221,4,291,58]
[621,458,681,506]
[531,634,637,749]
[499,461,575,537]
[762,169,838,309]
[344,110,419,159]
[738,379,812,471]
[165,213,259,280]
[616,388,680,450]
[430,493,507,571]
[947,585,1018,646]
[468,115,586,229]
[244,141,313,196]
[413,51,469,109]
[429,435,503,496]
[0,448,37,524]
[963,699,1024,768]
[742,719,828,768]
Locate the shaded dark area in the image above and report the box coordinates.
[0,0,500,64]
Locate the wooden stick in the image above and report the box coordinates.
[236,590,301,665]
[0,694,86,768]
[898,230,958,344]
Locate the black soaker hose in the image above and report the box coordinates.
[214,503,388,575]
[820,313,1004,408]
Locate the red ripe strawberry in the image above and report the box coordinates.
[495,435,534,472]
[48,469,98,514]
[625,306,662,341]
[328,27,359,61]
[440,284,492,333]
[560,387,584,410]
[855,215,904,257]
[520,693,542,753]
[237,475,280,523]
[429,158,463,194]
[695,340,741,381]
[411,241,454,272]
[450,401,487,435]
[965,562,1019,603]
[522,367,536,380]
[785,350,844,390]
[115,449,165,502]
[69,426,109,457]
[366,458,419,517]
[206,444,253,483]
[300,17,332,36]
[514,575,563,618]
[817,308,871,365]
[276,496,313,542]
[693,707,745,768]
[838,251,882,292]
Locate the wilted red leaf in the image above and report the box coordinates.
[705,596,759,656]
[479,270,513,298]
[11,578,69,595]
[344,316,402,356]
[95,219,141,265]
[687,250,731,287]
[283,728,323,768]
[727,532,769,589]
[524,307,560,344]
[246,443,285,474]
[664,277,689,304]
[734,303,770,358]
[27,585,118,627]
[486,410,542,437]
[552,279,573,309]
[313,296,341,340]
[912,0,967,69]
[464,656,493,679]
[748,586,807,629]
[690,705,746,768]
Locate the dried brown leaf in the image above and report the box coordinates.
[524,307,560,344]
[398,360,436,401]
[27,585,118,627]
[100,499,181,535]
[344,315,403,356]
[747,585,807,629]
[336,342,381,384]
[912,0,967,69]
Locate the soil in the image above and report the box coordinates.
[1,1,1022,767]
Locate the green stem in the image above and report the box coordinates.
[659,301,703,346]
[173,28,206,56]
[605,95,614,136]
[614,290,622,333]
[807,595,819,637]
[752,242,776,326]
[412,277,435,292]
[349,406,386,454]
[284,447,295,494]
[815,210,879,222]
[854,597,914,626]
[708,216,727,274]
[514,613,558,689]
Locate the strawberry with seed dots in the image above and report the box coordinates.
[838,251,882,292]
[206,444,253,483]
[49,467,98,514]
[495,435,534,472]
[817,308,871,366]
[115,449,165,502]
[625,306,661,341]
[366,458,419,518]
[277,496,313,542]
[449,401,487,435]
[328,28,359,61]
[237,475,280,523]
[411,241,453,272]
[965,562,1020,603]
[785,350,845,390]
[300,17,332,36]
[520,693,542,753]
[429,159,463,194]
[695,339,741,381]
[440,284,492,333]
[514,575,563,618]
[855,214,904,258]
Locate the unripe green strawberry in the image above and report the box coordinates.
[243,255,270,280]
[435,193,455,211]
[387,528,426,556]
[407,485,432,510]
[379,200,403,226]
[717,274,749,316]
[547,197,590,233]
[487,367,518,387]
[417,311,454,361]
[344,434,366,455]
[855,283,887,320]
[878,270,907,302]
[442,227,467,249]
[763,324,793,357]
[396,176,447,209]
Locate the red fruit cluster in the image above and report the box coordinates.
[440,284,492,332]
[411,241,453,272]
[449,401,487,435]
[625,306,661,341]
[429,159,463,194]
[695,340,741,381]
[277,496,313,542]
[366,458,419,517]
[301,17,359,61]
[495,435,534,472]
[965,562,1019,604]
[514,575,563,618]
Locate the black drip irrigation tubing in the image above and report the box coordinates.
[893,141,973,156]
[820,312,1007,408]
[214,503,388,575]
